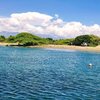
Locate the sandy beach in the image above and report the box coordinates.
[0,42,100,52]
[0,42,19,46]
[34,45,100,53]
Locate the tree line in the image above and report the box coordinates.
[0,32,100,46]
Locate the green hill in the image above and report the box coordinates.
[6,32,54,46]
[0,32,100,46]
[73,34,100,46]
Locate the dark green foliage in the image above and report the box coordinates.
[73,35,100,46]
[0,35,5,42]
[22,41,38,46]
[46,38,53,41]
[7,35,16,43]
[43,38,54,44]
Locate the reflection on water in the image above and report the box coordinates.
[0,46,100,100]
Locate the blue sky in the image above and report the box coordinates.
[0,0,100,38]
[0,0,100,25]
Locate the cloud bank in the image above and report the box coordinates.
[0,12,100,39]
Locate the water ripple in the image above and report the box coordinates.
[0,47,100,100]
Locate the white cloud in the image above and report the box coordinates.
[0,12,100,39]
[54,14,59,19]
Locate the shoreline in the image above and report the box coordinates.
[0,42,100,53]
[33,45,100,53]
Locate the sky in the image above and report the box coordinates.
[0,0,100,38]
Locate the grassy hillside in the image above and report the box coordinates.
[6,32,54,46]
[0,32,100,46]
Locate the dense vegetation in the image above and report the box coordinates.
[54,39,74,45]
[4,32,54,46]
[73,35,100,46]
[0,32,100,46]
[0,35,6,42]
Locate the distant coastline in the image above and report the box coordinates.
[0,32,100,52]
[0,42,100,53]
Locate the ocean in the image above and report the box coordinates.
[0,46,100,100]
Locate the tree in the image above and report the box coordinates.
[73,34,100,46]
[0,35,5,42]
[7,35,15,42]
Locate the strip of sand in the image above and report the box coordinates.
[33,45,100,53]
[0,42,100,52]
[0,42,19,46]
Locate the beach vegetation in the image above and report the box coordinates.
[0,32,100,47]
[54,39,74,45]
[73,34,100,46]
[0,35,6,42]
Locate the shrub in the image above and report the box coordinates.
[73,35,100,46]
[0,35,5,42]
[7,35,15,43]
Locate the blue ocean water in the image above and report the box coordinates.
[0,46,100,100]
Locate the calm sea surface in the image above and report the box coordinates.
[0,46,100,100]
